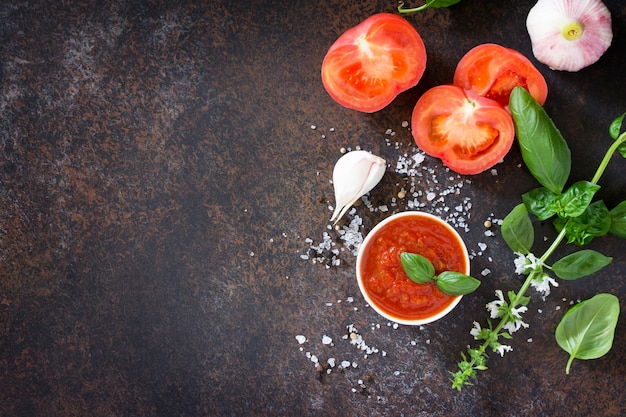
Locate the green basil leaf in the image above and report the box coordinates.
[510,87,571,194]
[555,293,620,374]
[400,252,435,284]
[609,200,626,239]
[522,187,559,220]
[398,0,461,13]
[609,112,625,140]
[551,250,613,280]
[436,272,480,296]
[557,181,601,218]
[424,0,462,8]
[501,203,534,254]
[554,200,611,245]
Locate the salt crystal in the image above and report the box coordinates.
[295,335,307,344]
[328,358,336,367]
[478,242,487,251]
[481,268,491,276]
[322,335,333,345]
[341,360,351,368]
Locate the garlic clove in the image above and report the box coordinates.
[526,0,612,72]
[330,150,386,224]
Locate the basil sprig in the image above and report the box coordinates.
[452,89,626,391]
[555,294,620,374]
[400,252,480,296]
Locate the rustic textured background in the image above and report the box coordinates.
[1,1,625,416]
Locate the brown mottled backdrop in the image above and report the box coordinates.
[1,1,625,416]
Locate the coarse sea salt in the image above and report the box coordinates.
[297,123,507,390]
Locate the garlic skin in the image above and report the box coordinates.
[526,0,612,72]
[330,150,386,224]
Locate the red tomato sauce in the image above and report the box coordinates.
[359,215,468,321]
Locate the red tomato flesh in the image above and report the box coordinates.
[453,43,548,109]
[321,13,427,113]
[411,85,515,175]
[359,214,468,321]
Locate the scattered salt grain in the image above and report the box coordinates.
[481,268,491,276]
[322,335,333,345]
[295,335,307,344]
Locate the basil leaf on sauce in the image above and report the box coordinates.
[436,272,481,296]
[400,252,435,284]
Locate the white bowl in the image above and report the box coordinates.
[356,211,470,325]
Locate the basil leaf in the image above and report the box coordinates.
[609,200,626,239]
[510,87,571,194]
[501,203,534,254]
[398,0,461,13]
[555,293,620,374]
[436,272,480,296]
[551,250,613,280]
[557,181,600,218]
[400,252,435,284]
[609,112,625,140]
[522,187,559,220]
[554,201,611,245]
[427,0,462,7]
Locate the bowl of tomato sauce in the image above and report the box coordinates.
[356,211,470,325]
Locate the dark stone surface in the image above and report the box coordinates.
[1,1,625,416]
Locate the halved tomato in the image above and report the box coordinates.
[321,13,427,113]
[453,44,548,109]
[411,85,515,175]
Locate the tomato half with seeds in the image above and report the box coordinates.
[453,43,548,109]
[321,13,427,113]
[411,85,515,175]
